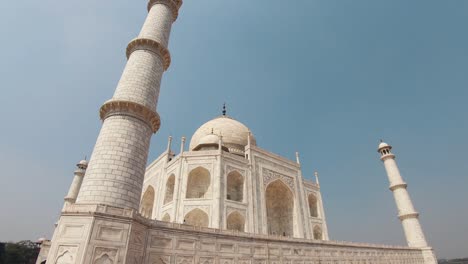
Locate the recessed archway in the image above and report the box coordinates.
[184,208,209,227]
[186,167,211,199]
[308,193,318,217]
[140,185,155,218]
[226,211,245,232]
[161,213,171,222]
[265,180,294,236]
[227,171,244,202]
[164,174,175,204]
[313,225,323,240]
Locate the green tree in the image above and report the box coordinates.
[0,241,40,264]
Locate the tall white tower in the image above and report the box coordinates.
[378,141,437,263]
[76,0,182,210]
[45,1,183,263]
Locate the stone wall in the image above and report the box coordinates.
[46,204,428,264]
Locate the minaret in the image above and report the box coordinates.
[75,0,183,210]
[378,141,429,248]
[63,159,88,209]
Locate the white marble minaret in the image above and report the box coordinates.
[76,0,182,210]
[378,141,437,263]
[45,1,183,263]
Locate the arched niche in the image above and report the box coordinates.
[95,254,113,264]
[184,208,209,227]
[226,211,245,232]
[140,185,155,218]
[313,225,323,240]
[161,213,171,222]
[265,180,294,236]
[164,174,175,204]
[308,193,318,217]
[186,167,211,199]
[227,171,244,202]
[56,251,73,264]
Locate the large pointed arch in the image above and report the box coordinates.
[265,179,294,236]
[140,185,155,218]
[226,211,245,232]
[164,174,175,204]
[184,208,209,227]
[308,193,318,217]
[227,171,244,202]
[186,167,211,199]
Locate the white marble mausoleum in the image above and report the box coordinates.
[35,0,438,263]
[140,113,328,240]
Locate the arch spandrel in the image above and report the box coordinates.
[262,168,296,193]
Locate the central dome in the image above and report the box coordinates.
[189,116,256,155]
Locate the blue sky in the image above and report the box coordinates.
[0,0,467,259]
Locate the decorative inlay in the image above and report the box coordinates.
[126,38,171,70]
[226,165,246,177]
[147,0,180,21]
[100,100,161,133]
[262,168,295,192]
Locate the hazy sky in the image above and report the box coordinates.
[0,0,467,259]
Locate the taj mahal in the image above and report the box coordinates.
[36,0,438,263]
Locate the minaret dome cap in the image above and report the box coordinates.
[377,141,392,152]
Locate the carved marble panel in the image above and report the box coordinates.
[176,255,194,264]
[200,242,216,252]
[61,225,84,238]
[150,236,173,249]
[220,258,233,264]
[96,226,124,242]
[253,259,266,264]
[149,254,171,264]
[219,243,235,253]
[238,245,252,255]
[55,245,78,264]
[93,247,118,264]
[177,239,196,250]
[238,259,251,264]
[199,257,215,264]
[254,247,266,255]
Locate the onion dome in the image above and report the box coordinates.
[189,116,255,155]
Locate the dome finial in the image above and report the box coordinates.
[222,103,226,116]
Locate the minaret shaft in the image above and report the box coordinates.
[379,145,428,248]
[76,1,181,211]
[63,161,87,209]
